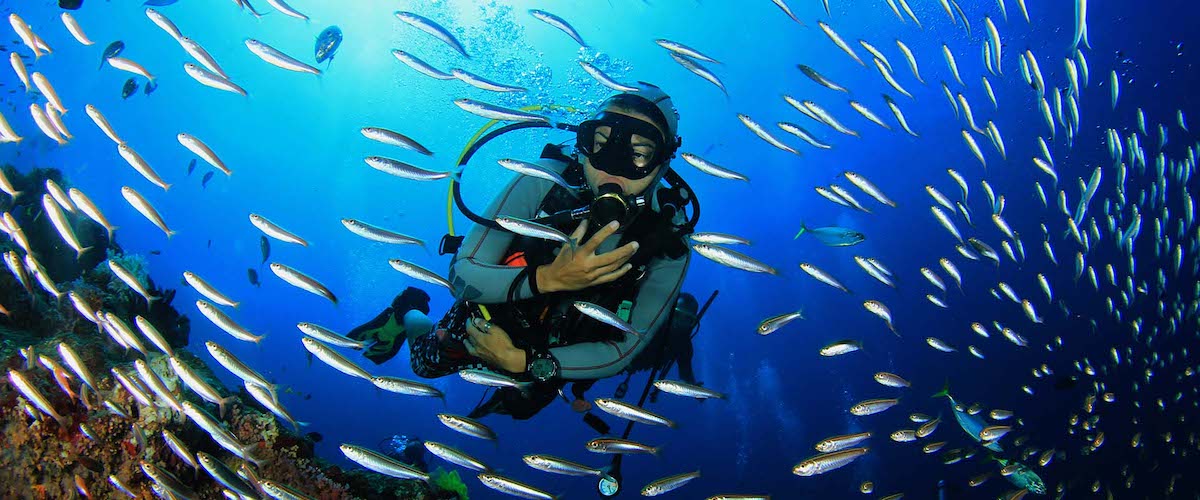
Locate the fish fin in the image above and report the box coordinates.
[166,230,177,239]
[932,380,951,399]
[213,395,234,419]
[106,227,118,241]
[76,247,93,260]
[794,222,807,240]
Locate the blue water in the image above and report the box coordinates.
[3,0,1199,497]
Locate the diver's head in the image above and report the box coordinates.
[670,292,699,330]
[576,82,681,198]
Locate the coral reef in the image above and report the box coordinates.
[0,164,453,499]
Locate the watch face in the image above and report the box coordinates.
[531,358,555,379]
[598,475,619,496]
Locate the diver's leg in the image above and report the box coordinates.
[677,341,698,384]
[402,309,434,341]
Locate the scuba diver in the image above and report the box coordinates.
[372,83,697,420]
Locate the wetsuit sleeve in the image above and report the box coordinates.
[449,173,554,304]
[550,251,691,380]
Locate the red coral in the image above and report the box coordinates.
[120,440,137,458]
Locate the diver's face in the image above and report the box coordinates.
[582,107,665,197]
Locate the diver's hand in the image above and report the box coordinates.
[536,220,638,293]
[465,317,526,373]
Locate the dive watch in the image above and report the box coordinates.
[525,347,559,382]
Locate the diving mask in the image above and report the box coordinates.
[576,112,678,180]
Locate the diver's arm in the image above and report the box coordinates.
[450,172,555,304]
[549,251,691,380]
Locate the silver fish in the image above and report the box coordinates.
[365,156,455,181]
[500,162,576,201]
[391,49,454,80]
[793,448,870,476]
[688,232,751,245]
[459,369,531,392]
[108,259,158,303]
[341,219,424,248]
[594,398,675,427]
[197,300,263,343]
[121,185,175,236]
[655,39,718,63]
[529,9,586,47]
[848,101,891,130]
[895,40,923,83]
[437,413,497,441]
[303,337,372,380]
[341,444,431,481]
[250,214,308,246]
[926,336,957,352]
[8,369,67,426]
[642,471,701,497]
[184,63,247,96]
[361,127,434,156]
[118,143,171,190]
[245,382,304,432]
[184,271,239,308]
[522,454,600,476]
[297,323,364,350]
[427,441,491,472]
[669,52,726,95]
[170,356,234,417]
[757,310,805,335]
[577,60,638,92]
[205,341,275,400]
[389,259,453,290]
[574,301,640,335]
[776,123,831,151]
[270,262,338,304]
[478,473,555,500]
[69,188,117,240]
[162,429,199,470]
[178,133,232,176]
[797,64,847,93]
[453,99,547,123]
[134,316,174,356]
[844,171,895,207]
[41,194,89,258]
[394,11,468,57]
[680,153,749,181]
[654,379,726,399]
[882,94,918,136]
[691,243,778,275]
[371,376,445,399]
[244,39,319,74]
[495,216,573,247]
[180,37,227,78]
[799,262,851,293]
[57,343,99,390]
[818,22,864,66]
[864,300,898,336]
[451,68,525,93]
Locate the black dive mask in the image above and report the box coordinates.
[576,112,677,180]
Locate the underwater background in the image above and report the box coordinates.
[1,0,1198,498]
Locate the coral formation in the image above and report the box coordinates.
[0,165,451,499]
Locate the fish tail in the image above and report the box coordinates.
[794,223,807,240]
[217,396,235,419]
[166,230,177,239]
[76,246,93,260]
[932,379,951,399]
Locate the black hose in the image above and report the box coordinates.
[453,121,575,230]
